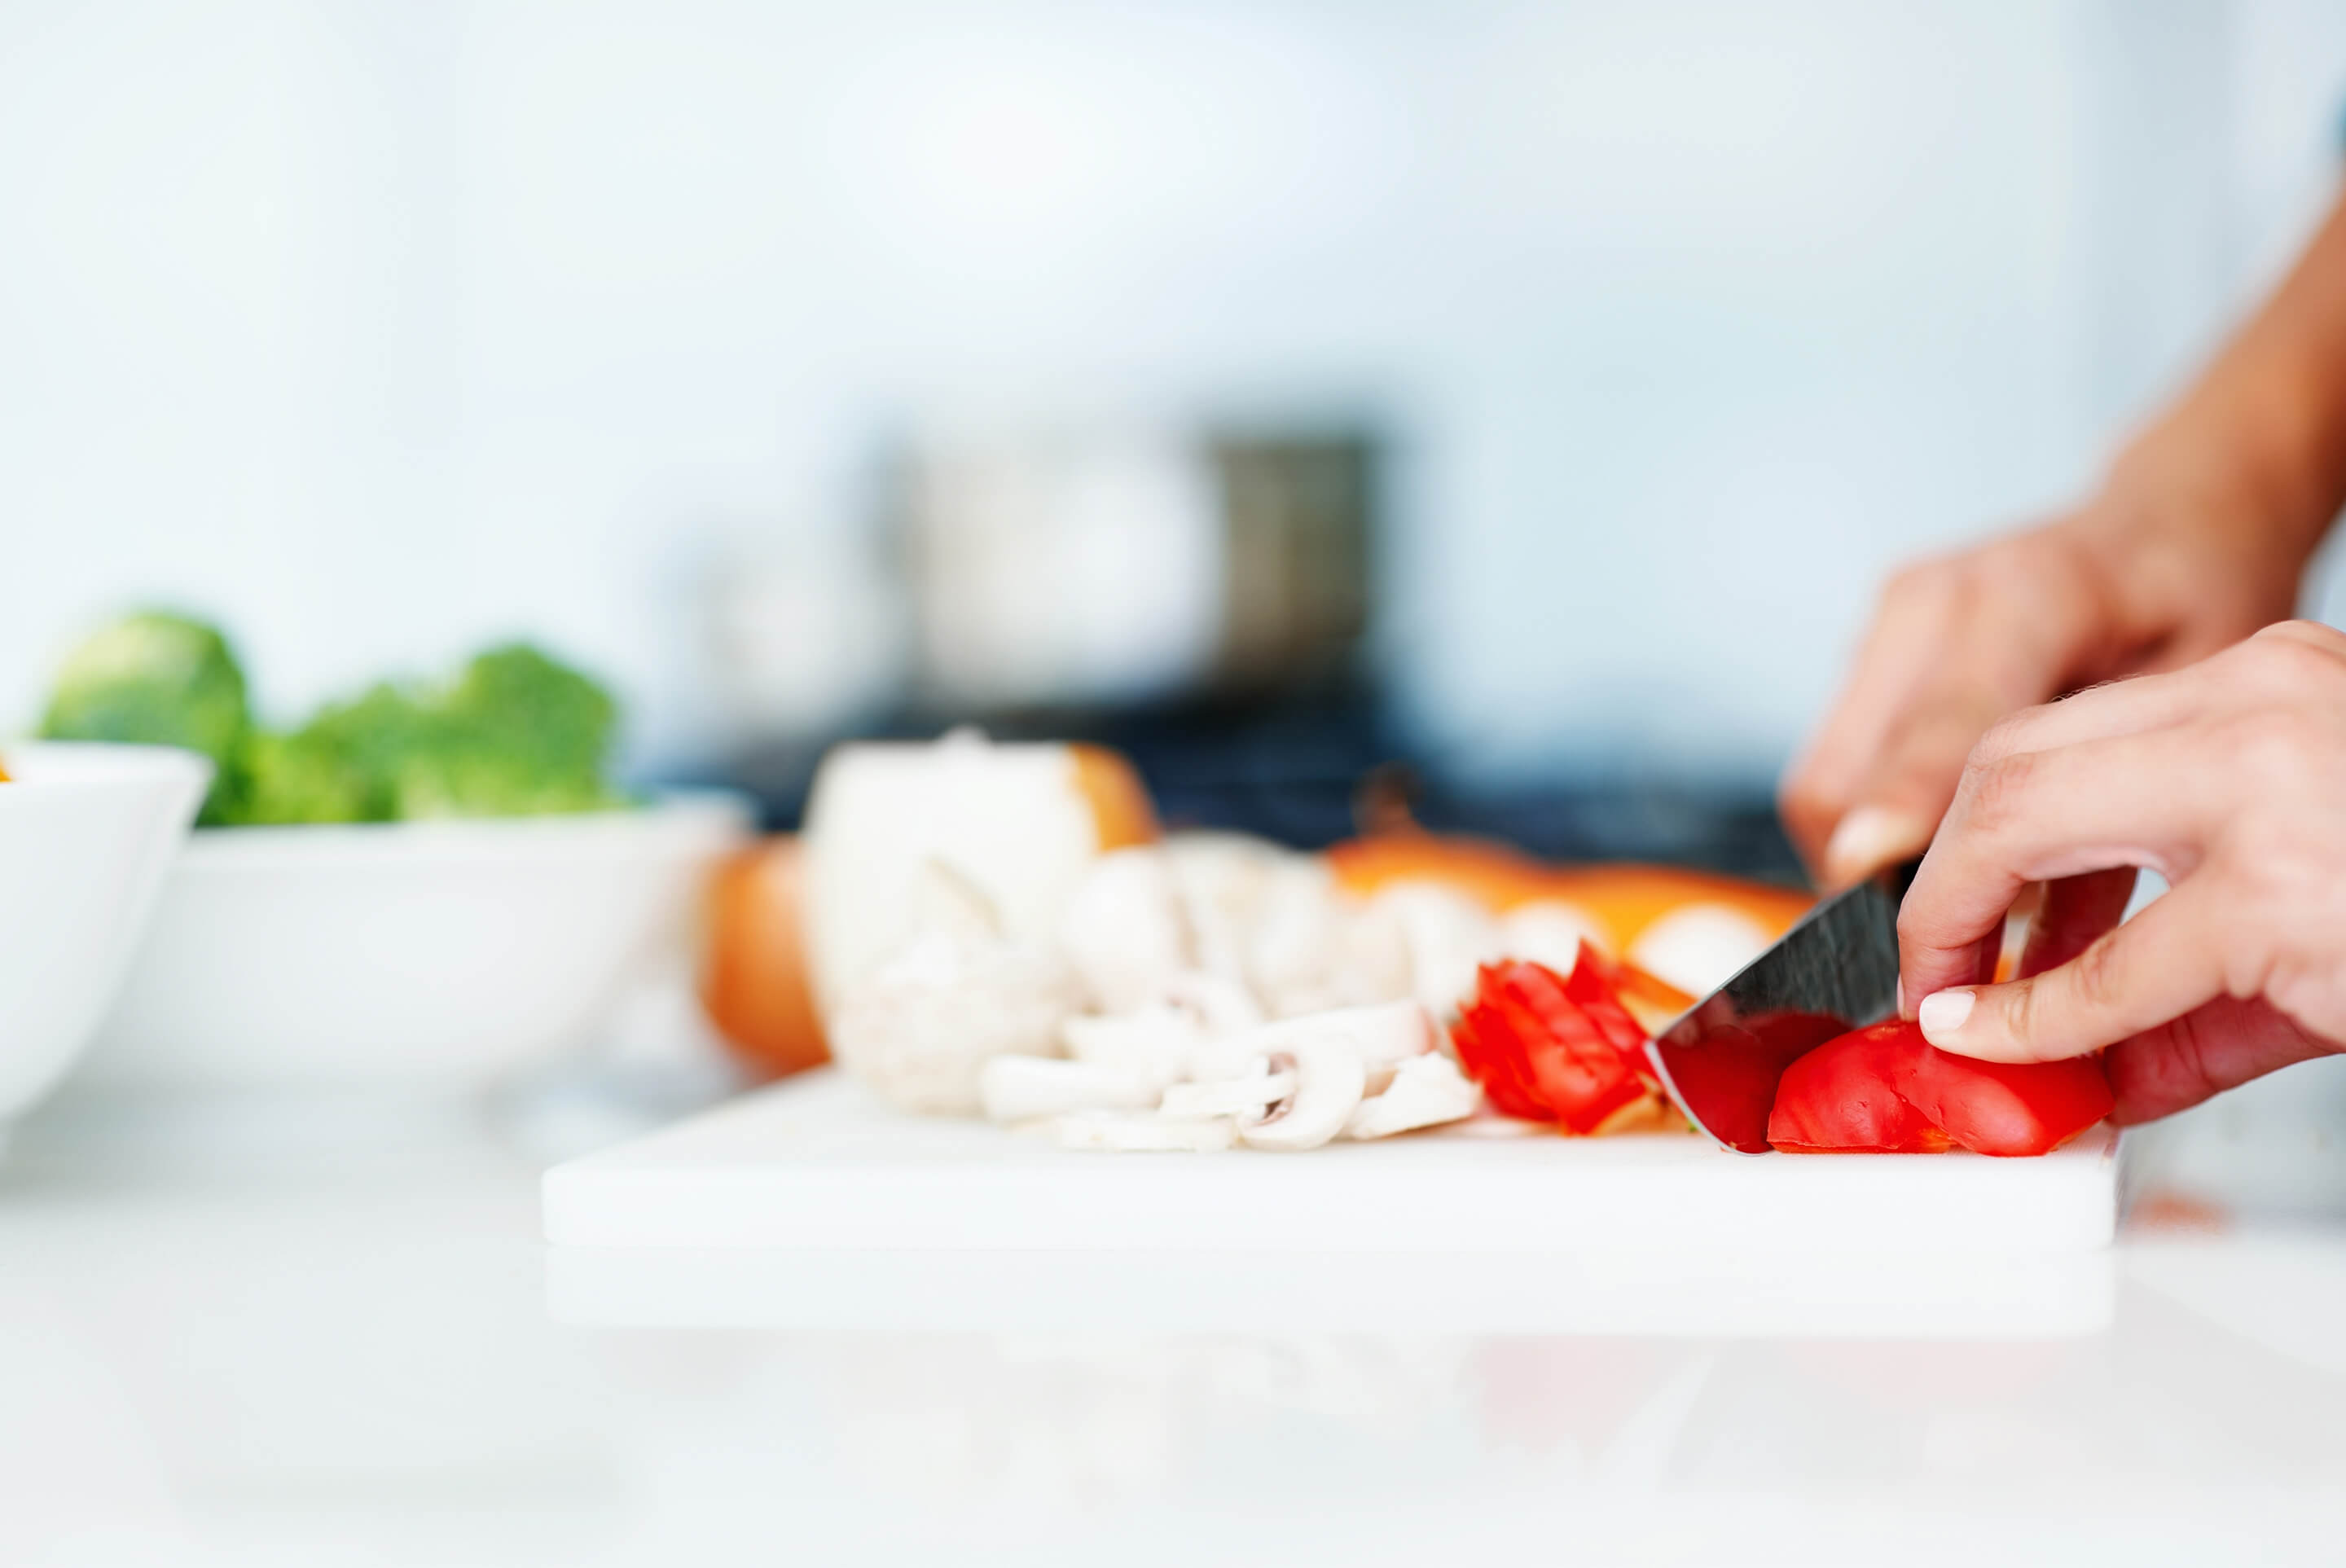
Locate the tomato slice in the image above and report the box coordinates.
[1894,1036,2115,1157]
[1453,998,1551,1122]
[1450,954,1655,1134]
[1767,1021,1949,1153]
[1766,1019,2113,1156]
[1562,947,1653,1066]
[1660,1010,1847,1154]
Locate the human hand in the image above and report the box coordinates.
[1779,480,2309,890]
[1896,621,2346,1123]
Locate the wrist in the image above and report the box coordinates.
[2098,380,2344,569]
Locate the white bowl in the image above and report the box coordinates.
[0,743,212,1121]
[80,793,754,1091]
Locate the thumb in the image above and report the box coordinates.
[1915,884,2222,1064]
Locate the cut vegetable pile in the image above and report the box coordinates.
[718,730,2115,1158]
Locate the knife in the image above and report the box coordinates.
[1645,859,1920,1153]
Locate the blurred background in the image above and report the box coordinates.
[7,0,2346,868]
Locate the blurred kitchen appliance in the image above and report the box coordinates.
[883,420,1378,716]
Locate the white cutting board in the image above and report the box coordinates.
[541,1070,2123,1337]
[543,1067,2120,1254]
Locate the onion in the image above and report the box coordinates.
[700,836,828,1081]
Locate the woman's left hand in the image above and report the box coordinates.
[1897,620,2346,1124]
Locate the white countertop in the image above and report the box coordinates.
[5,1070,2346,1568]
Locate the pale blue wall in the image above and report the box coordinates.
[2,0,2341,783]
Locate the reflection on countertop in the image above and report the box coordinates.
[2,1072,2344,1566]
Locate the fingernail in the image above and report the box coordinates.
[1823,806,1928,886]
[1918,988,1975,1044]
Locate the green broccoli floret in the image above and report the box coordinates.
[39,611,253,824]
[225,728,374,826]
[256,643,624,823]
[43,623,628,828]
[292,682,437,822]
[386,644,624,819]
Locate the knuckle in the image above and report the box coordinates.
[2066,930,2129,1016]
[1967,705,2052,768]
[2223,712,2319,797]
[2001,974,2043,1048]
[1957,748,2037,836]
[2239,622,2346,691]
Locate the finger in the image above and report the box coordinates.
[1781,582,1965,877]
[1915,882,2226,1063]
[1965,667,2212,768]
[1820,542,2106,888]
[2019,867,2139,978]
[1898,727,2207,1005]
[2105,995,2341,1125]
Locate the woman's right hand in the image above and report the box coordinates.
[1778,472,2309,889]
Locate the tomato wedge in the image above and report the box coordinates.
[1765,1021,1949,1153]
[1893,1037,2115,1157]
[1659,1010,1847,1154]
[1452,947,1663,1134]
[1766,1019,2112,1157]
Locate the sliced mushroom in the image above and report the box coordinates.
[1248,999,1438,1069]
[1059,1008,1202,1093]
[1236,1045,1368,1152]
[1158,968,1266,1037]
[1055,1109,1238,1153]
[1344,1052,1483,1140]
[1159,1059,1298,1119]
[978,1055,1160,1122]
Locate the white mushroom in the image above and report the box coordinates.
[1160,832,1280,988]
[1057,970,1269,1092]
[1627,902,1773,997]
[907,854,1004,943]
[1344,1052,1483,1140]
[1247,999,1439,1069]
[1499,898,1611,974]
[1058,847,1189,1013]
[1060,1008,1197,1090]
[978,1055,1160,1123]
[1243,855,1355,1017]
[1236,1045,1368,1152]
[827,932,1080,1116]
[1160,1059,1298,1119]
[1056,1109,1238,1153]
[1354,882,1508,1021]
[1159,968,1266,1037]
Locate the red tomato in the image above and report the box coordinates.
[1452,948,1657,1134]
[1767,1021,1950,1153]
[1766,1019,2112,1157]
[1658,1010,1847,1154]
[1894,1035,2115,1157]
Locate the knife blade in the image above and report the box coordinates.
[1645,859,1920,1153]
